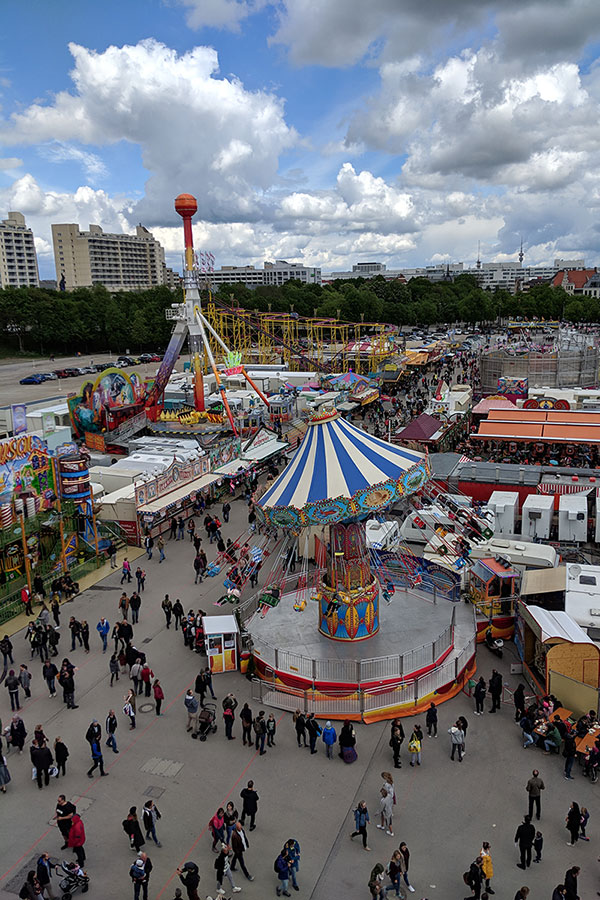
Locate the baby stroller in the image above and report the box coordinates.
[59,860,89,899]
[191,702,217,741]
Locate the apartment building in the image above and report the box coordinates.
[207,260,321,290]
[0,211,40,288]
[52,222,166,292]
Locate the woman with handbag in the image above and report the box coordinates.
[408,725,423,767]
[122,806,145,853]
[339,720,357,763]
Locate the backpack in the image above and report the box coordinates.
[274,857,280,873]
[463,871,472,887]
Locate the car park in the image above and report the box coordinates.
[19,373,46,385]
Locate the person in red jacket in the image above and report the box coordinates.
[67,814,86,866]
[140,664,154,698]
[152,679,164,716]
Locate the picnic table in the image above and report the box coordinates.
[533,707,573,738]
[575,722,600,755]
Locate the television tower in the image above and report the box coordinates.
[476,240,481,270]
[518,237,524,266]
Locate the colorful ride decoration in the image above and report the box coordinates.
[68,367,147,439]
[257,407,429,642]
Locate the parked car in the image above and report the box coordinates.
[78,365,96,374]
[37,372,58,381]
[53,369,70,379]
[63,367,81,377]
[19,373,45,385]
[138,353,154,363]
[94,362,112,372]
[116,356,134,367]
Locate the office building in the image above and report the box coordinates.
[0,211,40,288]
[52,222,166,292]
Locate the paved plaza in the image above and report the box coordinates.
[0,498,598,900]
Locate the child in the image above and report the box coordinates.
[266,713,277,747]
[533,830,543,862]
[580,807,589,840]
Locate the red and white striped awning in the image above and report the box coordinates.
[537,483,593,495]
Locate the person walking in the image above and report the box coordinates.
[513,684,526,722]
[118,593,130,620]
[173,599,184,631]
[184,690,199,733]
[96,617,110,653]
[564,866,580,900]
[398,842,415,894]
[488,670,502,713]
[474,677,486,715]
[230,821,253,881]
[465,857,483,900]
[1,634,14,670]
[153,679,164,716]
[123,807,145,853]
[19,663,32,699]
[222,501,230,523]
[87,738,107,778]
[36,853,57,899]
[193,554,203,585]
[130,592,141,624]
[42,659,58,698]
[426,702,438,737]
[293,710,307,748]
[214,843,241,894]
[526,770,545,820]
[350,800,370,850]
[80,621,90,653]
[203,666,216,699]
[142,800,162,847]
[157,536,165,563]
[274,848,292,897]
[106,710,119,753]
[124,691,136,729]
[240,702,253,746]
[480,842,494,895]
[240,780,259,831]
[109,653,120,686]
[31,741,53,789]
[144,535,153,560]
[121,558,132,584]
[339,719,357,762]
[321,720,336,758]
[565,801,581,846]
[449,722,465,762]
[177,517,185,540]
[131,658,143,695]
[67,813,86,867]
[140,662,153,698]
[169,517,177,540]
[515,814,536,869]
[161,596,172,629]
[209,808,226,851]
[533,830,543,862]
[54,737,69,776]
[135,568,146,594]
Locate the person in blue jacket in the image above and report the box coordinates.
[350,801,370,850]
[283,839,300,891]
[274,848,292,897]
[321,721,337,759]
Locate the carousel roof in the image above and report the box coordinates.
[257,408,429,529]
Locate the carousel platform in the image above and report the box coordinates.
[248,587,476,691]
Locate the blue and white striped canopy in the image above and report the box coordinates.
[257,410,429,529]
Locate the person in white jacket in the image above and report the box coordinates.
[448,723,465,762]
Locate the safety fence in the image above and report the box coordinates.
[250,630,477,721]
[249,606,456,686]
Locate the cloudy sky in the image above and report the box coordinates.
[1,0,600,279]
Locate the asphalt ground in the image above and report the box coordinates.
[0,495,598,900]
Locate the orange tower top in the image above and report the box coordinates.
[174,193,198,217]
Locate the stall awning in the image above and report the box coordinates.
[337,401,359,412]
[521,604,595,644]
[138,472,220,514]
[215,459,254,477]
[243,439,289,462]
[202,614,239,635]
[521,566,567,596]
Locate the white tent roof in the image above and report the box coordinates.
[525,605,596,645]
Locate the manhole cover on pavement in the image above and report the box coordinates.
[143,786,165,799]
[138,702,154,713]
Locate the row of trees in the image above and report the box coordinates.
[0,275,589,355]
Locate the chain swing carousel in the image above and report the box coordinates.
[251,407,477,719]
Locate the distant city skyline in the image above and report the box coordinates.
[1,1,599,280]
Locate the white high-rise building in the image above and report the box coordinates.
[207,260,321,289]
[52,222,166,292]
[0,211,40,288]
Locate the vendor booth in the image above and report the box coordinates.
[515,603,600,712]
[202,614,239,673]
[468,557,519,640]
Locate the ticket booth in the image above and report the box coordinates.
[202,615,239,673]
